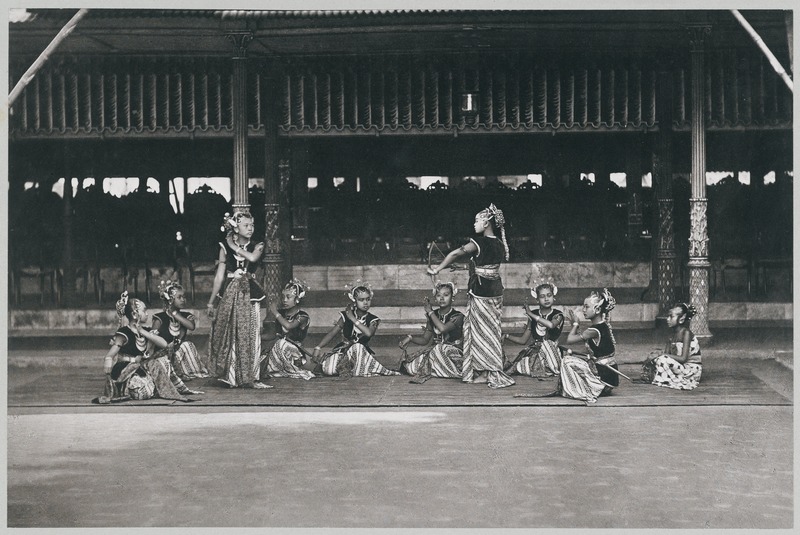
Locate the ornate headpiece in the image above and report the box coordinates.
[476,203,510,261]
[115,291,133,327]
[345,280,373,302]
[433,281,458,296]
[590,287,616,314]
[285,278,309,300]
[221,211,253,234]
[158,279,182,305]
[530,278,558,297]
[677,302,697,320]
[475,203,506,227]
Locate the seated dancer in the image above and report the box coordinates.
[503,281,564,377]
[559,288,619,404]
[312,281,400,377]
[398,281,465,384]
[151,280,210,380]
[263,279,316,380]
[641,303,702,390]
[95,292,197,404]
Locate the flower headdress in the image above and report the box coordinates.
[115,291,129,326]
[529,278,558,298]
[221,211,253,235]
[345,280,373,302]
[476,203,505,227]
[285,278,309,300]
[158,279,182,306]
[433,281,458,296]
[475,203,510,261]
[590,287,616,314]
[677,302,697,320]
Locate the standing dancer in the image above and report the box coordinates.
[427,203,514,388]
[263,279,316,380]
[152,280,210,380]
[398,281,465,383]
[312,281,400,377]
[641,303,702,390]
[503,281,564,377]
[207,212,271,389]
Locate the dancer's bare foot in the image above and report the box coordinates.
[472,372,488,384]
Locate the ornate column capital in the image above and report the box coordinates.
[226,31,253,59]
[686,24,712,51]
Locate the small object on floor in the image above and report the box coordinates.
[252,382,273,389]
[409,374,430,384]
[513,390,560,398]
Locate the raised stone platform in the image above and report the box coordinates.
[10,262,790,336]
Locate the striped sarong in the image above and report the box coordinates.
[559,354,609,404]
[266,338,316,380]
[209,276,264,387]
[320,343,400,377]
[508,339,562,377]
[462,294,515,388]
[403,343,463,379]
[172,341,210,379]
[648,355,702,390]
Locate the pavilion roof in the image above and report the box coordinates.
[10,9,791,59]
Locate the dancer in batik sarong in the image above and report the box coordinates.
[152,280,210,380]
[559,288,619,404]
[263,279,316,380]
[95,292,196,404]
[503,281,564,377]
[641,303,702,390]
[427,203,514,388]
[207,212,271,389]
[398,281,464,384]
[312,281,400,377]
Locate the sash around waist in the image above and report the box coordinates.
[473,265,500,279]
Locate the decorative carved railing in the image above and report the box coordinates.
[9,50,791,138]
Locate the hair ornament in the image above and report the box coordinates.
[286,278,309,299]
[115,291,129,326]
[679,302,697,320]
[158,279,182,305]
[600,288,616,312]
[222,211,253,234]
[345,280,373,302]
[433,281,458,296]
[476,203,506,227]
[530,278,558,297]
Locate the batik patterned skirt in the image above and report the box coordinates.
[462,294,515,388]
[266,338,316,380]
[102,357,188,402]
[319,342,400,377]
[643,355,702,390]
[171,340,210,379]
[559,354,610,404]
[208,277,265,387]
[508,340,562,377]
[402,342,463,380]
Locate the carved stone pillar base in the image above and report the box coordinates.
[688,260,713,342]
[657,256,678,317]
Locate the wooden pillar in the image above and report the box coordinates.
[291,143,311,264]
[61,143,76,307]
[625,138,644,240]
[687,25,713,341]
[227,31,253,214]
[653,69,678,318]
[263,74,286,315]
